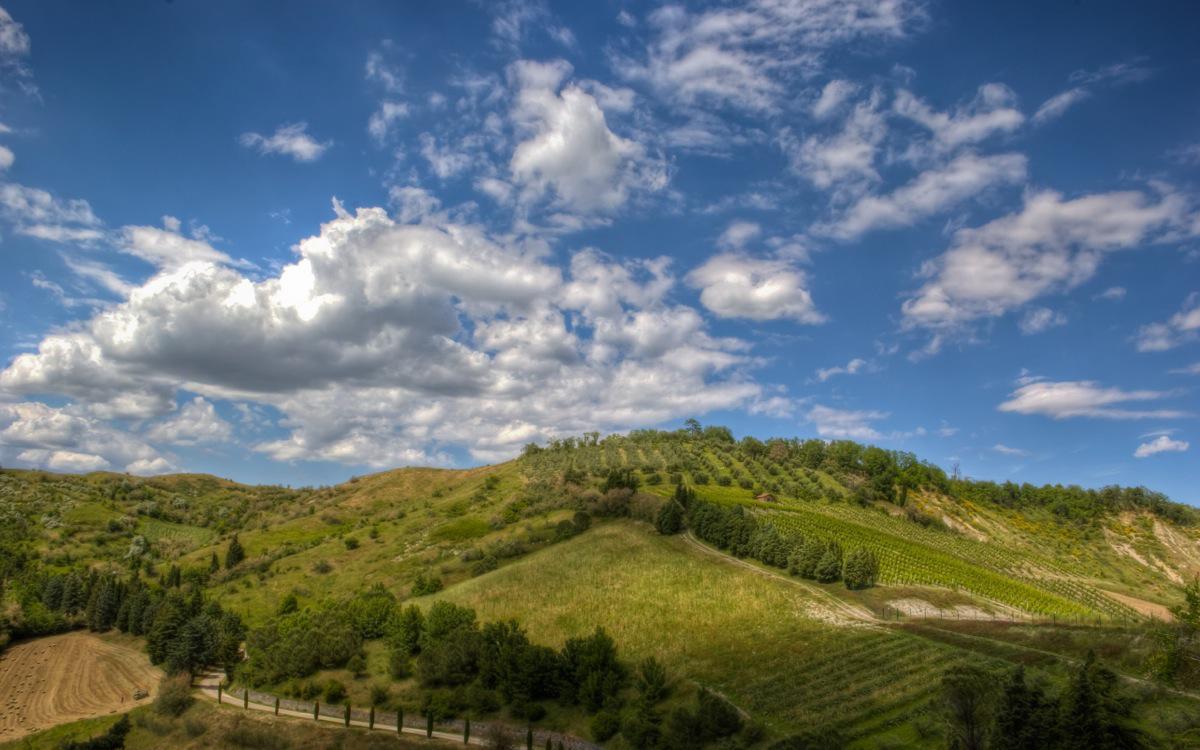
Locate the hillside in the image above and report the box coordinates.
[3,426,1200,748]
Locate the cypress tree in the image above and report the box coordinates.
[992,666,1055,750]
[426,713,433,738]
[225,534,245,569]
[842,548,879,590]
[793,537,824,579]
[814,542,843,583]
[655,501,683,535]
[464,717,470,744]
[526,726,534,750]
[344,702,351,727]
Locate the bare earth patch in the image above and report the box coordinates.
[886,597,1020,621]
[1100,590,1174,622]
[0,631,161,742]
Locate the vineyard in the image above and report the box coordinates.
[519,430,1170,621]
[136,517,217,547]
[431,521,1006,742]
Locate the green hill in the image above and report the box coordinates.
[3,425,1199,748]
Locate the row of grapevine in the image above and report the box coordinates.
[763,508,1097,619]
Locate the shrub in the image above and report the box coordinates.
[312,559,332,574]
[343,537,359,550]
[347,652,367,678]
[590,710,622,742]
[472,555,499,576]
[219,718,291,750]
[370,683,390,706]
[153,673,194,716]
[411,572,444,596]
[697,688,743,739]
[183,717,208,737]
[324,679,347,704]
[388,649,411,679]
[485,723,517,750]
[61,715,131,750]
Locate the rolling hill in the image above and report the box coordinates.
[2,425,1199,748]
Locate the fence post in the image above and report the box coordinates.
[369,705,375,730]
[426,713,433,738]
[397,707,404,735]
[526,725,533,750]
[464,717,470,744]
[274,696,280,716]
[217,684,222,704]
[344,703,351,727]
[244,689,249,709]
[314,701,320,721]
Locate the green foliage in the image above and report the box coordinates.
[590,710,621,742]
[346,583,396,639]
[940,664,996,750]
[992,666,1057,750]
[386,604,425,656]
[1149,577,1200,688]
[1058,651,1147,750]
[814,542,843,583]
[225,534,246,569]
[276,592,298,616]
[841,547,878,590]
[655,500,684,535]
[560,627,625,712]
[411,571,444,596]
[636,657,669,705]
[323,678,347,704]
[657,688,743,748]
[58,715,131,750]
[153,673,194,716]
[601,468,640,493]
[243,600,360,683]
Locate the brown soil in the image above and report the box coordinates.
[1100,589,1175,621]
[0,631,162,742]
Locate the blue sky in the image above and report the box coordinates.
[0,1,1197,502]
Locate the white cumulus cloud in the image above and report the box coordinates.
[686,253,824,323]
[997,379,1188,420]
[1134,434,1189,458]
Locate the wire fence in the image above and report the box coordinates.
[212,684,601,749]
